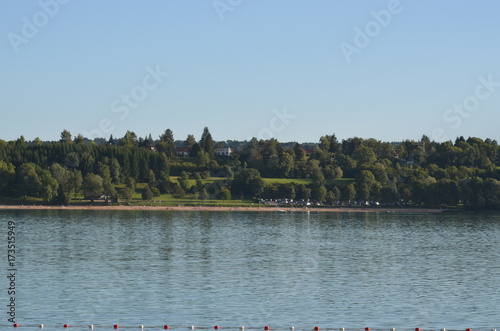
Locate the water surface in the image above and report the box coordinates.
[1,210,499,330]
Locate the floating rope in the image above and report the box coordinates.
[1,325,497,331]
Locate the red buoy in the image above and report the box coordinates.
[416,328,421,331]
[164,326,170,330]
[264,327,270,330]
[13,324,19,328]
[365,328,370,331]
[315,327,320,331]
[466,329,472,331]
[64,325,69,328]
[114,325,119,329]
[214,327,220,330]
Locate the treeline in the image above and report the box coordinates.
[1,128,500,209]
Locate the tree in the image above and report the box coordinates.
[103,179,117,198]
[39,169,59,203]
[0,160,15,194]
[231,168,264,198]
[18,163,42,198]
[60,129,72,143]
[199,188,209,201]
[217,187,231,201]
[73,134,85,144]
[52,186,70,205]
[120,187,134,202]
[50,163,72,193]
[196,150,210,167]
[184,134,196,154]
[342,184,356,203]
[82,173,103,199]
[312,185,327,202]
[70,170,83,198]
[293,143,306,162]
[331,186,341,200]
[107,157,121,184]
[159,129,176,158]
[356,170,377,200]
[325,191,336,206]
[178,171,190,191]
[354,145,377,168]
[142,186,153,201]
[199,127,215,157]
[172,183,185,201]
[119,131,138,147]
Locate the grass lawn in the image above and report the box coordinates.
[169,176,222,188]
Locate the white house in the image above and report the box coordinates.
[216,146,232,157]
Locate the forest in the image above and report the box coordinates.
[1,127,500,209]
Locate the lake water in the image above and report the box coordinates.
[1,210,499,330]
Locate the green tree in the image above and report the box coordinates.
[50,163,72,193]
[121,187,134,202]
[331,186,341,200]
[70,170,83,198]
[119,131,138,147]
[199,127,215,157]
[60,129,72,143]
[355,170,377,200]
[52,186,70,205]
[39,169,59,203]
[178,171,190,191]
[342,184,356,203]
[0,160,15,194]
[142,186,153,201]
[354,145,377,168]
[18,163,42,198]
[217,186,231,201]
[159,129,176,158]
[82,173,104,199]
[231,168,264,198]
[325,191,336,206]
[199,188,209,201]
[312,185,327,202]
[184,134,196,154]
[197,150,210,167]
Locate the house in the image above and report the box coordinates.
[176,147,189,157]
[216,146,232,157]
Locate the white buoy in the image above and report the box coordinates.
[340,328,345,331]
[290,327,294,330]
[39,324,44,329]
[391,328,396,331]
[240,327,245,330]
[89,325,94,330]
[140,326,144,329]
[189,326,195,330]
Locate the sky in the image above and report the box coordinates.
[1,0,500,144]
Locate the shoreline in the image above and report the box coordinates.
[0,204,446,213]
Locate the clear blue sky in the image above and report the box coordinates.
[2,0,500,143]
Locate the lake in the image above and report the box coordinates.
[1,210,499,330]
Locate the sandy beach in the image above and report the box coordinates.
[0,204,446,213]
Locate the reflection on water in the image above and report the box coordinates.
[1,210,499,329]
